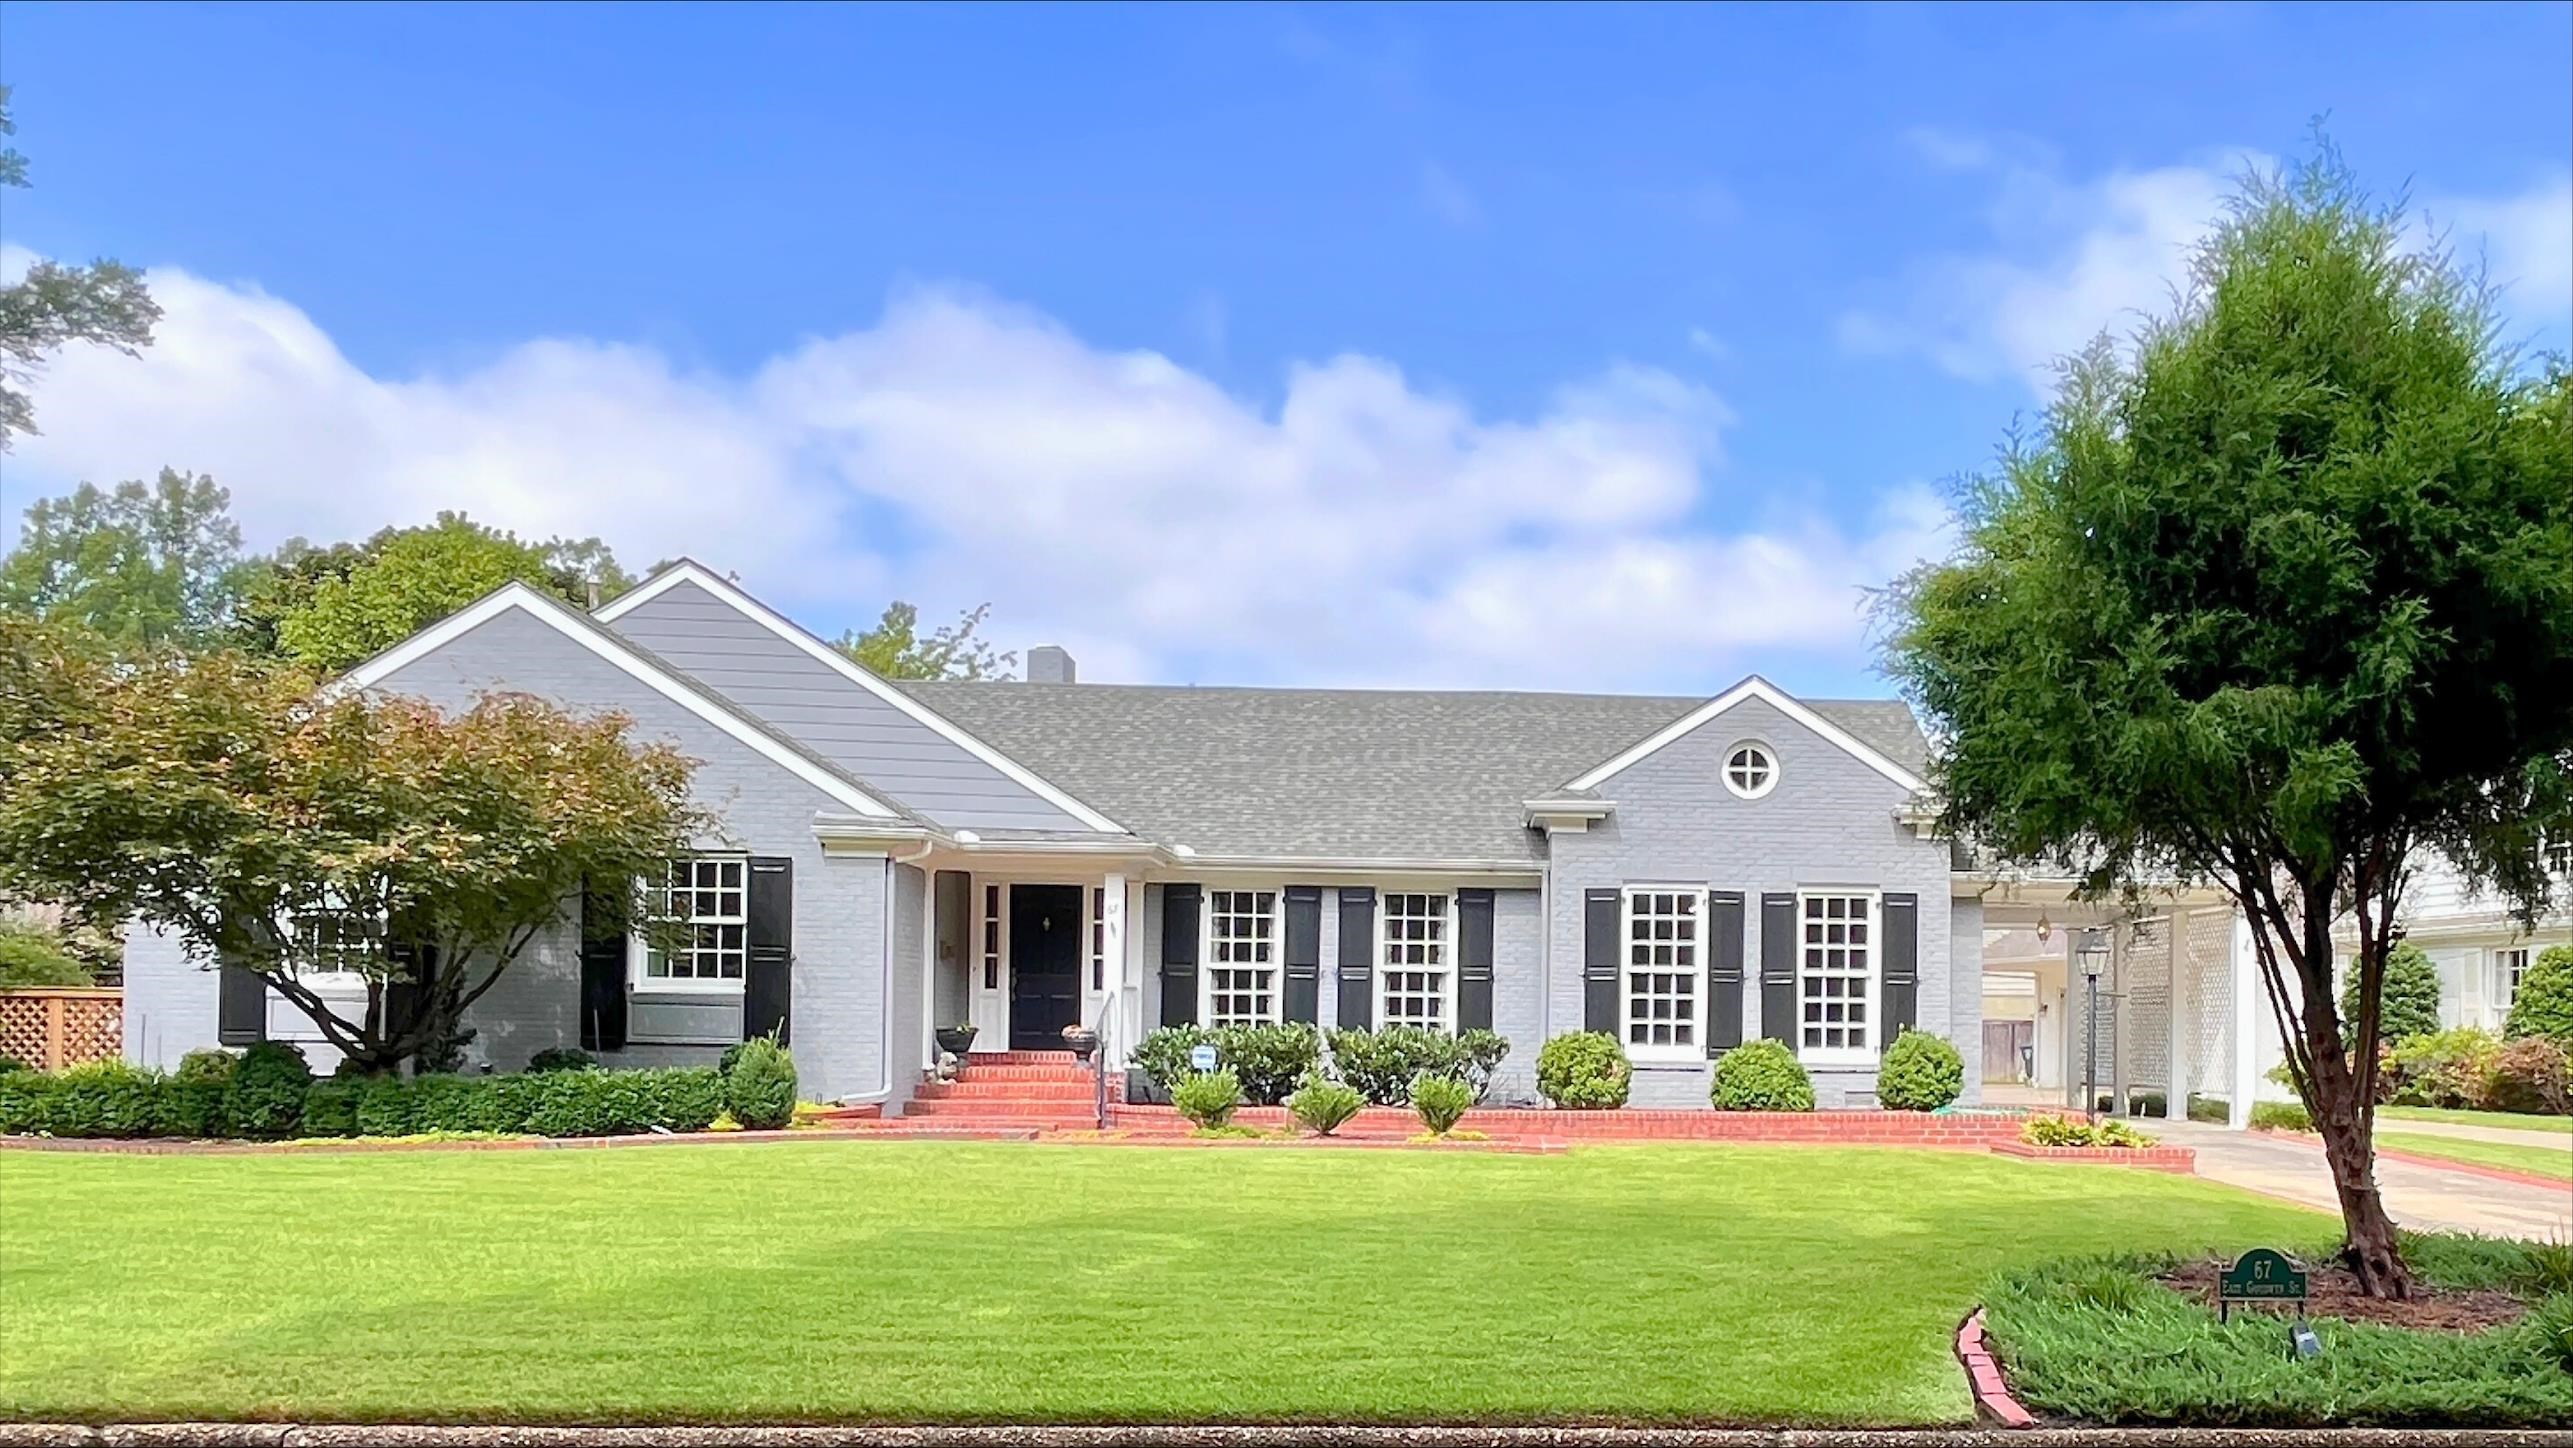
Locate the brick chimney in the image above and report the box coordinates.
[1025,645,1076,684]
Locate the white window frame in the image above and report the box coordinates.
[2496,946,2531,1011]
[1796,888,1881,1067]
[1200,887,1282,1028]
[1376,891,1456,1033]
[1621,885,1708,1064]
[1722,740,1778,800]
[630,853,750,994]
[290,900,383,995]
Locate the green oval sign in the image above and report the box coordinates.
[2220,1247,2308,1301]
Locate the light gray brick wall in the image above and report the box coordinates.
[123,604,898,1102]
[884,862,927,1114]
[121,919,215,1071]
[1489,888,1544,1102]
[1951,897,1985,1106]
[1544,694,1955,1109]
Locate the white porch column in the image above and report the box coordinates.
[2168,906,2193,1118]
[1099,872,1127,1062]
[2229,913,2259,1130]
[1120,875,1148,1059]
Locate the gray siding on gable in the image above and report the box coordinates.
[126,606,902,1102]
[607,580,1092,833]
[1545,694,1955,1108]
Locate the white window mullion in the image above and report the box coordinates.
[633,854,748,993]
[1378,891,1453,1033]
[1797,890,1878,1064]
[1203,888,1280,1027]
[1622,886,1705,1062]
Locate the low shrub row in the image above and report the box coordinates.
[1132,1023,1509,1106]
[2384,1028,2570,1115]
[0,1037,800,1141]
[2022,1115,2156,1149]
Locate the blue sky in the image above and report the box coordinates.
[3,2,2568,695]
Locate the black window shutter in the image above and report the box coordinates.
[1456,888,1495,1032]
[1281,886,1322,1024]
[217,965,267,1046]
[1706,891,1745,1055]
[1335,887,1376,1029]
[1160,883,1201,1026]
[1582,888,1620,1033]
[1760,893,1798,1046]
[579,878,630,1052]
[744,857,793,1044]
[1881,892,1920,1046]
[382,939,434,1042]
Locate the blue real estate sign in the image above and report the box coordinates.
[1189,1043,1219,1073]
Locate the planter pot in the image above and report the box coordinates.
[934,1027,978,1059]
[1061,1026,1100,1062]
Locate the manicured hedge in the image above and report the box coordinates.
[1535,1032,1630,1109]
[0,1049,738,1141]
[1711,1039,1814,1111]
[1874,1031,1964,1111]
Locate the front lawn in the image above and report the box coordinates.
[2379,1131,2573,1181]
[0,1142,2321,1426]
[2381,1106,2573,1136]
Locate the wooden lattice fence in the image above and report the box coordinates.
[0,988,123,1070]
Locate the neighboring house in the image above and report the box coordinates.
[125,561,1984,1112]
[2345,851,2573,1034]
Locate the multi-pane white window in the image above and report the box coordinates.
[2497,947,2531,1010]
[1378,892,1453,1032]
[291,902,383,990]
[637,855,747,987]
[1204,889,1279,1026]
[1799,892,1876,1060]
[1623,888,1704,1060]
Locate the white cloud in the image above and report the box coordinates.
[1842,141,2572,395]
[5,264,1945,691]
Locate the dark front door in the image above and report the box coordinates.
[1008,883,1084,1050]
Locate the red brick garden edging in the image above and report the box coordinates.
[1955,1307,2035,1428]
[2373,1145,2572,1192]
[1106,1103,2038,1146]
[1987,1140,2197,1172]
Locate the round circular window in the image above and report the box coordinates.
[1724,742,1777,799]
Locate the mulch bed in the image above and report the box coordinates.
[2158,1257,2528,1331]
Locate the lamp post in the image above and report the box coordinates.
[2077,930,2110,1123]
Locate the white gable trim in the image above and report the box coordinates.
[339,583,901,819]
[1563,676,1928,796]
[597,562,1129,834]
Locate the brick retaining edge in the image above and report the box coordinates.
[1955,1308,2034,1428]
[2372,1146,2572,1192]
[1985,1141,2197,1173]
[4,1423,2570,1446]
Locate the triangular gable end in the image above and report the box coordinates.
[596,561,1127,834]
[1560,675,1928,796]
[336,581,905,821]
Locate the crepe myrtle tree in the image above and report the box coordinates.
[0,617,712,1073]
[1881,146,2573,1298]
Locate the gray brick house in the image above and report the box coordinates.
[124,561,1987,1112]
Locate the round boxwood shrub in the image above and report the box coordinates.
[724,1036,798,1130]
[223,1041,312,1139]
[2507,944,2573,1050]
[1711,1039,1814,1111]
[1172,1068,1243,1129]
[1410,1073,1473,1136]
[1875,1031,1965,1111]
[1286,1075,1363,1136]
[1535,1031,1631,1109]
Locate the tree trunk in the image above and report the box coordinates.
[2308,1079,2411,1297]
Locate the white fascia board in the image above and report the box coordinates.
[1564,675,1929,796]
[338,583,900,820]
[597,561,1129,836]
[1164,853,1546,881]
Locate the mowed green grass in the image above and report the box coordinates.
[2381,1105,2573,1136]
[0,1141,2324,1426]
[2378,1130,2573,1181]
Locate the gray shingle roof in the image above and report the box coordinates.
[896,680,1927,864]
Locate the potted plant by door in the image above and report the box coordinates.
[1061,1022,1100,1063]
[935,1023,979,1060]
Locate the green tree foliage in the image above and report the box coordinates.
[837,600,1014,680]
[270,513,635,672]
[1882,144,2573,1296]
[0,918,91,988]
[0,471,249,649]
[2506,944,2573,1049]
[2342,940,2442,1049]
[0,617,710,1073]
[0,87,161,447]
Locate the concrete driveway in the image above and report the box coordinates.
[2151,1119,2572,1239]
